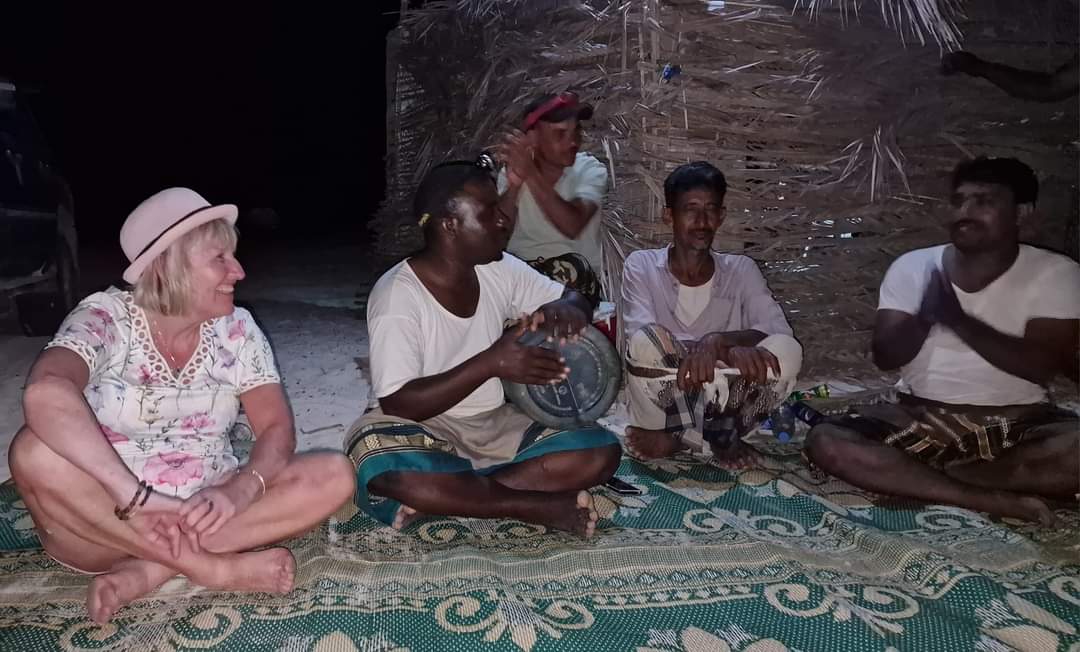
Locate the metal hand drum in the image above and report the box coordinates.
[503,324,621,429]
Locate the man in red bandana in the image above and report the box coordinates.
[497,92,607,305]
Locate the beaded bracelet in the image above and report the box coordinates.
[115,481,148,521]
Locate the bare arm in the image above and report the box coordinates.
[872,309,932,371]
[704,330,769,350]
[381,290,587,422]
[944,51,1079,102]
[379,351,496,423]
[496,130,598,239]
[22,347,142,505]
[524,173,598,239]
[919,267,1077,383]
[950,316,1077,385]
[235,383,296,495]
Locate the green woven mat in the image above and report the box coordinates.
[0,447,1077,651]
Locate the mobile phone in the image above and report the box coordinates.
[604,477,643,496]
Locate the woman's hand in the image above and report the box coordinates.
[126,490,186,559]
[178,473,258,541]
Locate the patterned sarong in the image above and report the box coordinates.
[345,407,618,524]
[625,323,802,451]
[836,397,1078,469]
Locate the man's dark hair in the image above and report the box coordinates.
[951,156,1038,205]
[413,160,496,236]
[663,161,727,208]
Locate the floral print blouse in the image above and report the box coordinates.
[45,287,281,498]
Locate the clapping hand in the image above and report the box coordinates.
[918,268,965,328]
[496,129,538,188]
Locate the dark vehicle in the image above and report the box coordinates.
[1,79,79,335]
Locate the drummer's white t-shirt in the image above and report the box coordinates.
[367,253,564,418]
[878,244,1080,406]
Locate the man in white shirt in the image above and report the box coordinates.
[346,159,620,536]
[497,92,607,304]
[620,162,802,467]
[806,157,1079,525]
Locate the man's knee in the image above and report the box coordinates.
[804,424,854,471]
[579,444,622,484]
[758,334,803,380]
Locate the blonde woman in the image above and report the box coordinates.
[9,188,355,623]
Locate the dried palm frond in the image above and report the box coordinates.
[376,0,1078,380]
[792,0,965,49]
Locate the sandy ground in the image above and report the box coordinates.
[0,238,375,481]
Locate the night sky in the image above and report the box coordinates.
[2,2,401,243]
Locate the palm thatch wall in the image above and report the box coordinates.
[373,0,1079,382]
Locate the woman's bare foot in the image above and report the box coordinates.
[203,547,295,594]
[392,504,426,530]
[523,490,599,538]
[626,426,685,460]
[710,437,761,470]
[86,558,176,624]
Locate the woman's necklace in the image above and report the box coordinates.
[152,318,184,372]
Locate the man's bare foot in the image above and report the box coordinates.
[86,558,175,624]
[626,426,685,460]
[524,490,599,538]
[392,504,426,530]
[203,547,295,594]
[710,437,761,470]
[1004,495,1056,527]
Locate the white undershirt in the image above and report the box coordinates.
[878,244,1080,405]
[366,253,564,417]
[675,277,714,326]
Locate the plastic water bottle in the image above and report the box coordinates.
[766,404,796,443]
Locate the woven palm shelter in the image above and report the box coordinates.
[372,0,1079,382]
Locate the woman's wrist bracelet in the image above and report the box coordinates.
[245,468,267,498]
[115,480,149,521]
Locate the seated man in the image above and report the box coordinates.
[346,159,621,536]
[806,157,1080,525]
[621,161,802,467]
[497,92,607,305]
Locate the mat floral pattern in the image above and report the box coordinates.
[0,444,1077,651]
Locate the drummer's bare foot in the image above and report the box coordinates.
[392,504,425,530]
[523,490,599,538]
[626,426,686,460]
[711,437,761,470]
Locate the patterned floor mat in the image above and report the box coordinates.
[0,445,1077,651]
